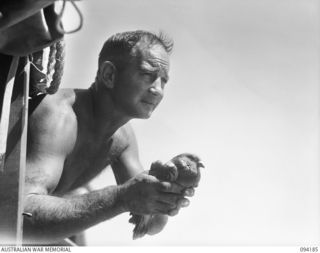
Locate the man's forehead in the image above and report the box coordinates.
[136,43,170,71]
[140,57,169,71]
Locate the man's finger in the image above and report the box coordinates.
[150,160,177,181]
[156,193,179,206]
[168,208,179,216]
[150,160,164,170]
[163,161,178,181]
[164,161,176,169]
[177,198,190,208]
[183,187,195,197]
[157,182,184,194]
[153,202,175,214]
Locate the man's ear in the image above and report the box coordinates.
[98,61,116,89]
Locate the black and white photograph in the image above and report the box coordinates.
[0,0,319,250]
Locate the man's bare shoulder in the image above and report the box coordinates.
[26,89,80,195]
[28,89,78,156]
[31,89,76,118]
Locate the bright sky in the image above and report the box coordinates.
[62,0,320,246]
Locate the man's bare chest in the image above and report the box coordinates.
[54,133,126,194]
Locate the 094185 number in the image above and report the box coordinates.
[300,247,319,252]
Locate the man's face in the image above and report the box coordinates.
[113,43,170,119]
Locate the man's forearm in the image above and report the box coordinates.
[23,185,125,244]
[111,162,144,185]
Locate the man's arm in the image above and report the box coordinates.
[111,123,144,184]
[23,106,182,244]
[23,183,124,244]
[24,101,125,243]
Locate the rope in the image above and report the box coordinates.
[29,38,65,96]
[56,0,83,35]
[46,42,57,92]
[29,0,81,96]
[47,39,65,94]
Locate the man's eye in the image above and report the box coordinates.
[141,72,156,80]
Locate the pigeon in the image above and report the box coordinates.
[129,153,204,239]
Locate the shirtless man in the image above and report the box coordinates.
[23,30,197,244]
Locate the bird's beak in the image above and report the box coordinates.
[198,161,205,168]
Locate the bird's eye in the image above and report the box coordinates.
[161,77,168,84]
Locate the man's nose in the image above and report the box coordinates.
[149,77,163,97]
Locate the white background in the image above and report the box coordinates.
[61,0,320,246]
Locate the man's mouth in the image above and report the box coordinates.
[141,100,157,106]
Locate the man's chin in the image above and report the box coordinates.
[126,111,152,120]
[137,108,155,119]
[129,104,157,119]
[138,111,153,119]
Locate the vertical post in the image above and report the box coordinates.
[0,56,29,245]
[16,59,29,245]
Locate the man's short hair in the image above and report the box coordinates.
[98,30,174,71]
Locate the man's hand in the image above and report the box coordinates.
[118,172,189,215]
[129,153,203,239]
